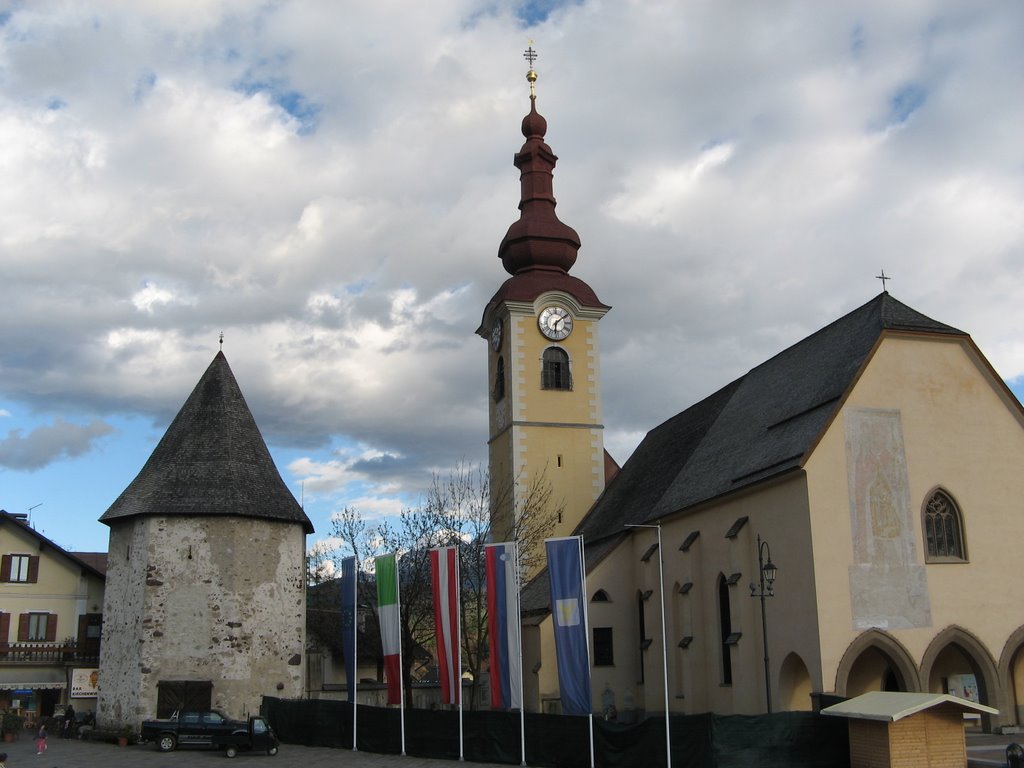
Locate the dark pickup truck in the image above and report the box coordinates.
[140,710,279,756]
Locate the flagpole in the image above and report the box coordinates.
[352,559,358,752]
[576,536,594,768]
[514,542,526,767]
[456,547,464,761]
[397,553,406,757]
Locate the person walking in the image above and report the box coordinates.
[63,704,76,738]
[36,721,47,754]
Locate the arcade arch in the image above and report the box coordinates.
[778,652,812,711]
[920,626,1000,730]
[835,629,921,696]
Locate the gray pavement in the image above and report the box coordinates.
[0,736,511,768]
[0,729,1016,767]
[968,731,1024,768]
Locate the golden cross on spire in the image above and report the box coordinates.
[524,41,538,98]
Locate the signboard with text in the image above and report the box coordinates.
[70,668,99,699]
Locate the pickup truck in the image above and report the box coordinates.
[140,710,279,756]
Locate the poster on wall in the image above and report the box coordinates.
[70,668,99,699]
[947,674,979,704]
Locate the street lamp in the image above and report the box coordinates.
[749,535,778,713]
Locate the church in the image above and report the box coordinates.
[481,64,1024,732]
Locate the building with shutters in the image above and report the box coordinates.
[0,510,105,724]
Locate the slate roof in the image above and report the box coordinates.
[522,293,967,615]
[100,352,313,534]
[577,292,965,545]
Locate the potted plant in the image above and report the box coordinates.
[116,725,136,747]
[1,712,23,742]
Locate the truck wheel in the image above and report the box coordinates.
[226,746,238,758]
[267,746,279,756]
[157,734,177,752]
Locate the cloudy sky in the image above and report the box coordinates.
[1,1,1021,555]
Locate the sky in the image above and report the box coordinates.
[0,1,1021,556]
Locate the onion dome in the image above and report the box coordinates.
[498,92,582,276]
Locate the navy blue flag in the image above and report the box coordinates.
[341,556,357,703]
[545,536,591,715]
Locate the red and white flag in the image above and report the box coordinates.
[430,546,461,706]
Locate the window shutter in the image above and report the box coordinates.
[45,614,57,642]
[17,614,29,642]
[0,613,9,645]
[78,615,89,644]
[27,555,40,583]
[0,555,10,582]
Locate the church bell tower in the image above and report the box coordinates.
[478,50,610,571]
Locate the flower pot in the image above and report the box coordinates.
[118,736,128,747]
[3,733,13,742]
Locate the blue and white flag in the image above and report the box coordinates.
[341,556,357,703]
[545,536,592,715]
[486,542,522,710]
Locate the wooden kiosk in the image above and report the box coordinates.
[822,691,998,768]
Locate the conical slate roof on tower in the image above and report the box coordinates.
[100,351,313,533]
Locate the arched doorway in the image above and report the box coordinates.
[920,626,1000,731]
[835,629,921,696]
[778,652,812,711]
[999,627,1024,728]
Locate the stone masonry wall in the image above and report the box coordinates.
[97,520,149,728]
[98,516,306,728]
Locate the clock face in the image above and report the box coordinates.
[491,318,503,351]
[538,306,573,340]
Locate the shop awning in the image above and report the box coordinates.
[0,668,67,690]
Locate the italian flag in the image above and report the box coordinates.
[376,553,402,705]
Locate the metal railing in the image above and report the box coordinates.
[0,642,100,665]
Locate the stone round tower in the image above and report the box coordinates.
[97,351,313,728]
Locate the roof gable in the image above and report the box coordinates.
[578,293,966,541]
[99,352,313,533]
[0,511,107,580]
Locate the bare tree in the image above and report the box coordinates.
[423,462,560,709]
[315,463,561,709]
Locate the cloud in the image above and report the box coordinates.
[0,418,115,471]
[0,1,1020,550]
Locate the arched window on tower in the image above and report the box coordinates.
[923,488,967,562]
[493,356,505,402]
[541,347,572,391]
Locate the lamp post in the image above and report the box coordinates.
[626,523,671,768]
[749,535,778,713]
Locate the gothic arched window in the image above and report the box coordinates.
[541,347,572,391]
[493,356,505,402]
[923,488,967,562]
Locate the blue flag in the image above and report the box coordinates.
[341,556,357,703]
[546,536,591,715]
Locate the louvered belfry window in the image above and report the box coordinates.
[541,347,572,390]
[924,489,966,561]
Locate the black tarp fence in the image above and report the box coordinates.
[262,697,849,768]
